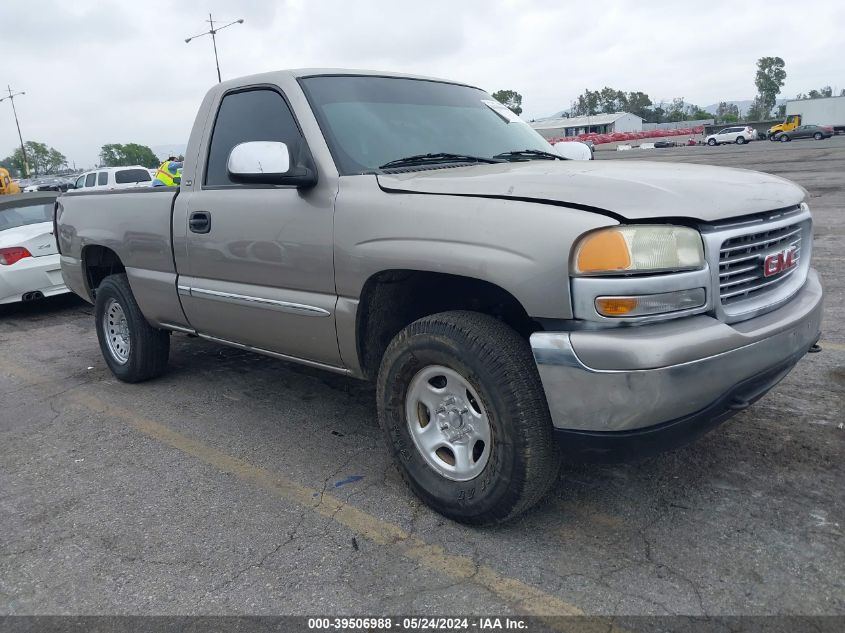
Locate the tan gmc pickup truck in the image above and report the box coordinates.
[56,69,823,524]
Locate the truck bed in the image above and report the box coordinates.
[56,186,184,326]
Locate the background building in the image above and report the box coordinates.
[530,112,643,139]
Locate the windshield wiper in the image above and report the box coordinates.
[493,149,565,161]
[379,152,504,170]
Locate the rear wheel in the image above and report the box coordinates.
[707,138,717,146]
[814,132,823,140]
[736,136,746,144]
[95,274,170,382]
[779,134,790,142]
[377,311,561,525]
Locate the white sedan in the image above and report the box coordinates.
[0,193,68,305]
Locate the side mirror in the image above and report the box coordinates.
[227,140,317,188]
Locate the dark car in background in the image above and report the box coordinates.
[774,124,833,142]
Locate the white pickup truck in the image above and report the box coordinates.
[56,69,823,524]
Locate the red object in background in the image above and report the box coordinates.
[0,247,32,266]
[551,126,706,146]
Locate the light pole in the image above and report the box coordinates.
[0,86,29,178]
[185,14,244,83]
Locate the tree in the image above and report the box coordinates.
[666,97,686,122]
[100,143,161,168]
[753,56,786,117]
[798,86,834,99]
[716,101,740,122]
[2,141,66,176]
[745,97,770,122]
[686,106,712,121]
[625,91,653,120]
[572,89,600,116]
[490,90,523,116]
[0,157,17,177]
[775,104,786,118]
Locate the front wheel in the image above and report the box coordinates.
[95,274,170,383]
[377,311,561,525]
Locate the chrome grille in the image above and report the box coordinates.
[718,222,802,305]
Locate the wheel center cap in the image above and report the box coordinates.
[437,396,471,441]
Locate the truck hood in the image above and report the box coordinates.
[377,160,806,222]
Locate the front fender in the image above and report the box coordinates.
[333,175,617,319]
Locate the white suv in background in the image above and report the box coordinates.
[705,126,758,146]
[72,166,152,191]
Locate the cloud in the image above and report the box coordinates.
[1,0,842,167]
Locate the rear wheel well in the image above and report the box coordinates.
[82,246,125,297]
[356,270,539,380]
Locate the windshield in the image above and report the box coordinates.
[0,203,53,231]
[300,76,555,174]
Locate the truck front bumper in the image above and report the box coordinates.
[530,269,823,460]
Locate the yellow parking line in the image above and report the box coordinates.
[0,361,584,618]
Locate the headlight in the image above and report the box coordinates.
[573,225,705,275]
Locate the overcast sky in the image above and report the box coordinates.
[1,0,842,169]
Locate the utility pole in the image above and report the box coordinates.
[0,86,29,178]
[185,14,244,83]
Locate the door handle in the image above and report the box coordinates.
[189,211,211,234]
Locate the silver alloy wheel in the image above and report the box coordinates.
[103,297,131,364]
[405,365,492,481]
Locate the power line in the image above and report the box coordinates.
[185,14,244,83]
[0,86,30,177]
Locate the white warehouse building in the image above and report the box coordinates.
[530,112,643,139]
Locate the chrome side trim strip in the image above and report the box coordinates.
[177,285,191,296]
[198,334,351,375]
[185,286,331,317]
[159,322,196,334]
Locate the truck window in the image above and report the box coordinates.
[205,89,301,187]
[85,173,97,187]
[75,175,86,189]
[97,171,109,186]
[115,168,152,184]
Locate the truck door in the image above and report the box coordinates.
[173,87,342,368]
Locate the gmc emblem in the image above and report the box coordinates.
[763,246,797,278]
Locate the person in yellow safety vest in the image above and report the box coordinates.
[152,156,183,187]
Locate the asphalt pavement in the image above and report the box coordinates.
[1,137,843,619]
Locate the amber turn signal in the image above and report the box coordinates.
[595,297,639,316]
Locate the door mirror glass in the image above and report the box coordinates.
[227,141,291,181]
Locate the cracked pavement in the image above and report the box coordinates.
[1,138,843,616]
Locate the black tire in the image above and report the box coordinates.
[814,132,823,140]
[736,136,746,144]
[769,134,778,141]
[376,311,561,525]
[779,134,790,142]
[707,138,716,146]
[94,273,169,383]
